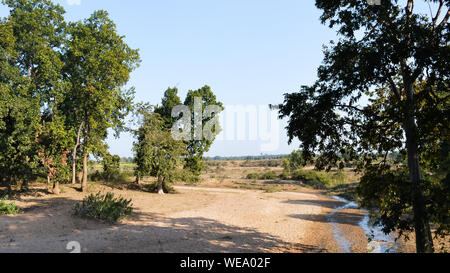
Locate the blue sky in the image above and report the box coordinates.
[1,1,437,157]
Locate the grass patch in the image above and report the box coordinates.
[290,170,351,190]
[231,182,282,193]
[0,196,20,215]
[245,171,277,180]
[89,170,134,184]
[73,192,133,223]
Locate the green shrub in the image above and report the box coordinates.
[245,171,277,180]
[279,171,291,180]
[0,196,20,215]
[331,171,348,185]
[246,173,260,180]
[260,171,276,180]
[89,170,133,184]
[291,170,330,189]
[73,192,133,222]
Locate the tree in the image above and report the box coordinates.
[133,108,186,194]
[0,0,67,193]
[183,85,223,177]
[155,87,182,128]
[35,112,71,194]
[276,0,449,253]
[289,150,306,171]
[102,153,121,182]
[63,10,140,192]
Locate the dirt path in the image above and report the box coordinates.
[0,185,370,253]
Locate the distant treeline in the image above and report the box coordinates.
[205,154,289,161]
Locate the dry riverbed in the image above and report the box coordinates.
[1,184,387,253]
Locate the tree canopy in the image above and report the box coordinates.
[276,0,449,253]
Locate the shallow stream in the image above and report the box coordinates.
[329,196,399,253]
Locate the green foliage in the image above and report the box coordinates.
[102,154,121,181]
[245,171,277,180]
[73,192,133,222]
[246,173,260,180]
[276,0,449,252]
[183,85,224,176]
[289,170,350,190]
[62,10,140,190]
[0,196,20,215]
[133,108,187,192]
[0,1,140,192]
[260,171,277,180]
[291,170,330,190]
[143,181,175,194]
[154,87,182,128]
[358,165,449,241]
[89,170,133,184]
[289,150,306,171]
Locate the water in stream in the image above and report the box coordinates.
[329,196,399,253]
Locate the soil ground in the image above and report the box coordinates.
[0,183,370,253]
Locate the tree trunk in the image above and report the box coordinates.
[135,175,141,186]
[6,176,12,194]
[82,151,88,192]
[81,118,89,193]
[53,180,60,195]
[72,122,84,185]
[157,176,165,195]
[403,82,434,253]
[78,171,83,185]
[21,179,29,192]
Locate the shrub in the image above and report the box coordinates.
[0,196,20,215]
[279,171,291,180]
[260,171,276,180]
[89,170,133,184]
[291,170,330,189]
[73,192,133,222]
[246,173,260,180]
[245,171,277,180]
[103,154,121,180]
[331,171,348,185]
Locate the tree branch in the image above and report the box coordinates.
[437,8,450,30]
[433,0,444,28]
[406,0,415,18]
[334,104,366,113]
[387,76,402,102]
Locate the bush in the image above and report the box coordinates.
[246,173,260,180]
[260,171,276,180]
[73,192,133,222]
[89,170,133,184]
[291,170,330,190]
[0,196,20,215]
[245,171,277,180]
[279,171,291,180]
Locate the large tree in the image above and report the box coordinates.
[155,87,182,128]
[183,85,223,177]
[0,0,68,193]
[0,18,40,193]
[276,0,449,253]
[62,10,140,192]
[133,107,186,194]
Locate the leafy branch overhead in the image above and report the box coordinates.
[277,0,449,253]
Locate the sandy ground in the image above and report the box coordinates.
[0,184,372,253]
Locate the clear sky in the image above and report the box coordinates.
[3,0,435,158]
